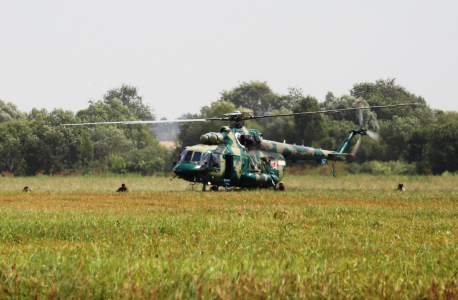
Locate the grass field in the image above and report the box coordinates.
[0,174,457,299]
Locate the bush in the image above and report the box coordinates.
[109,154,126,174]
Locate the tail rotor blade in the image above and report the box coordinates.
[366,130,381,141]
[357,100,363,127]
[351,136,362,156]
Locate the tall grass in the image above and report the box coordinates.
[0,175,457,298]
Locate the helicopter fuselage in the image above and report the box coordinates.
[173,125,355,189]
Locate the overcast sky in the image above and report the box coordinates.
[1,0,457,120]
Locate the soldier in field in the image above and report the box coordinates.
[276,182,286,192]
[117,183,127,192]
[396,183,405,191]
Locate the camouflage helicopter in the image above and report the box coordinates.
[67,102,416,191]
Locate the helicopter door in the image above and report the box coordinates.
[224,155,233,179]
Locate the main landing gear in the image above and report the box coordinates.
[201,183,220,192]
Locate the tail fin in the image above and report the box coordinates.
[336,130,359,154]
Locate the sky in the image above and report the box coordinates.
[1,0,457,120]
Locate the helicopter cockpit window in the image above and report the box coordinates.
[192,152,202,163]
[211,153,220,168]
[179,151,186,163]
[236,134,244,146]
[180,151,193,163]
[201,152,211,167]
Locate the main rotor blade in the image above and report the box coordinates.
[64,103,417,126]
[64,118,223,126]
[244,103,418,120]
[357,100,363,127]
[366,130,381,141]
[352,136,362,155]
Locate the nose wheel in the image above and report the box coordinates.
[210,186,219,192]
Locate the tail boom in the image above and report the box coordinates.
[259,129,361,163]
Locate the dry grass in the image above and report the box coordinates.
[159,141,176,148]
[0,174,457,299]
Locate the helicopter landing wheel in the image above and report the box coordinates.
[210,186,219,192]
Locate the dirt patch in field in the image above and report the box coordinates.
[0,192,454,212]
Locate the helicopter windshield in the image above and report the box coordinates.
[179,151,193,163]
[192,152,202,163]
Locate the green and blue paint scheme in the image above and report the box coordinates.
[173,126,359,189]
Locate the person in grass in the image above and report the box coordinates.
[117,183,127,192]
[396,183,405,191]
[23,186,31,193]
[276,182,286,192]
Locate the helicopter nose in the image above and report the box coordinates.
[173,165,181,176]
[173,164,183,176]
[173,163,201,177]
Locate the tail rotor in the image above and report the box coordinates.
[350,101,381,157]
[366,130,380,141]
[351,135,362,157]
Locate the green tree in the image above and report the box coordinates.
[29,108,79,126]
[108,154,127,174]
[350,138,386,164]
[89,127,135,161]
[350,78,422,120]
[77,98,157,151]
[404,129,430,174]
[0,100,25,123]
[220,81,277,116]
[425,112,458,174]
[0,109,94,175]
[79,130,94,168]
[292,95,326,146]
[379,116,421,162]
[256,106,298,143]
[125,141,171,174]
[321,93,379,132]
[270,87,303,111]
[77,99,137,123]
[325,119,357,151]
[103,84,155,121]
[24,119,86,174]
[0,120,30,174]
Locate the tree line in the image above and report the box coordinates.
[0,85,171,176]
[0,79,456,176]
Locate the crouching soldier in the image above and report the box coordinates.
[396,183,405,191]
[23,186,31,193]
[117,183,127,192]
[276,182,286,192]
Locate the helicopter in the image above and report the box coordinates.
[66,102,416,191]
